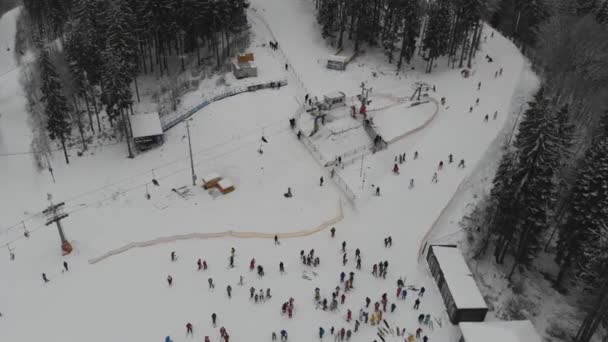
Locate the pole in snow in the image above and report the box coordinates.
[43,194,72,255]
[186,119,196,186]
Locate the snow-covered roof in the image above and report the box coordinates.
[324,91,345,100]
[459,321,541,342]
[218,178,234,189]
[328,55,348,63]
[202,173,221,183]
[130,113,163,138]
[431,245,487,310]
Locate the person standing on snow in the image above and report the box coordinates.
[227,285,232,298]
[281,330,288,342]
[438,161,443,170]
[186,323,193,335]
[458,159,466,168]
[342,241,346,252]
[431,173,438,183]
[211,313,217,326]
[165,336,174,342]
[484,114,489,122]
[330,227,336,237]
[42,273,49,283]
[414,298,421,310]
[198,258,203,270]
[347,309,352,321]
[319,327,325,339]
[208,277,215,289]
[274,235,280,245]
[272,332,277,341]
[419,287,425,296]
[320,177,324,186]
[167,275,173,286]
[279,261,285,274]
[376,187,380,196]
[250,286,256,298]
[250,258,256,271]
[393,164,399,175]
[63,261,68,272]
[171,251,177,262]
[390,303,396,313]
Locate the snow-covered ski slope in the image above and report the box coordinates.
[0,0,539,341]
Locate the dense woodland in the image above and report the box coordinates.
[18,0,249,163]
[467,1,608,341]
[315,0,500,72]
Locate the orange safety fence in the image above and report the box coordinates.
[88,199,344,264]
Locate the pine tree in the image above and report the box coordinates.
[423,0,451,73]
[507,89,562,279]
[489,150,520,264]
[576,0,599,17]
[317,0,339,39]
[555,104,575,159]
[397,0,422,70]
[555,137,608,290]
[597,0,608,23]
[40,48,71,164]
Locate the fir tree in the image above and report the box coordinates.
[397,0,422,70]
[555,137,608,290]
[490,150,520,264]
[423,0,451,73]
[597,0,608,23]
[507,89,562,279]
[40,48,71,164]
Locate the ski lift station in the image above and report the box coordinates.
[321,91,346,110]
[459,320,542,342]
[130,113,164,151]
[327,55,348,71]
[426,245,488,324]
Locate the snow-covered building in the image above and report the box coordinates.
[321,91,346,110]
[459,320,542,342]
[327,55,348,71]
[130,113,164,151]
[426,245,488,324]
[232,52,258,79]
[232,61,258,79]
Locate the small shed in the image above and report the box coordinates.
[217,178,235,194]
[427,245,488,324]
[237,53,254,64]
[459,321,542,342]
[322,91,346,110]
[327,55,347,71]
[130,113,164,151]
[202,173,222,189]
[232,59,258,79]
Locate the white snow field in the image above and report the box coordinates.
[0,0,540,341]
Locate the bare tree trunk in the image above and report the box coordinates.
[133,77,140,103]
[60,136,69,164]
[83,90,94,133]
